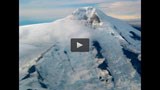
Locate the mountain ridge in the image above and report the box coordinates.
[19,7,141,90]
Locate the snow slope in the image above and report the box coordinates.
[19,7,141,90]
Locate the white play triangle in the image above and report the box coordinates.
[77,42,83,48]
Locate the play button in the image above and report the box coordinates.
[71,38,89,52]
[77,42,83,48]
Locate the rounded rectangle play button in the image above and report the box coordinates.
[71,38,89,52]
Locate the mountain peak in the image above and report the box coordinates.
[73,7,96,14]
[72,7,102,25]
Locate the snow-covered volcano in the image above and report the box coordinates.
[19,7,141,90]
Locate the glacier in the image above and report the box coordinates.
[19,7,141,90]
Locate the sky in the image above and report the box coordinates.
[19,0,141,25]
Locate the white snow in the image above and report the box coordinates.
[19,7,141,90]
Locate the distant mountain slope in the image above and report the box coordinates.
[19,7,141,90]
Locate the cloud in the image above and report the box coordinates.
[20,8,75,21]
[19,0,106,23]
[20,0,105,8]
[19,0,141,25]
[97,0,141,20]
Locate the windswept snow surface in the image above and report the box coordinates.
[19,7,141,90]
